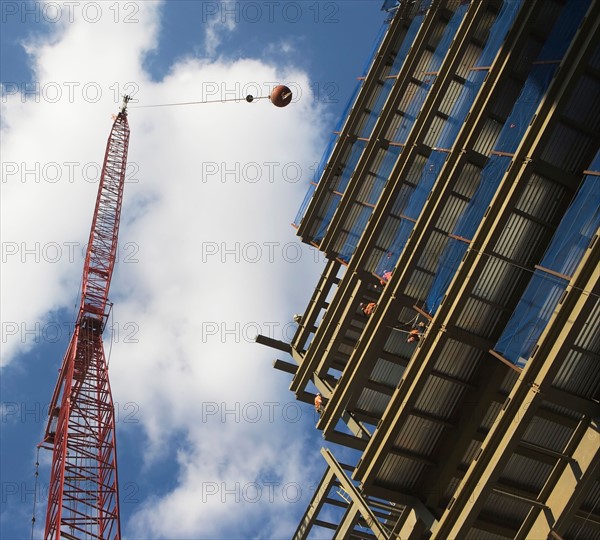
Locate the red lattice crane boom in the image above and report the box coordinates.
[40,96,131,539]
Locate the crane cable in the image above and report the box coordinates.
[30,447,40,540]
[106,302,114,368]
[129,95,269,108]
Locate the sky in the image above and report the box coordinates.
[0,1,388,538]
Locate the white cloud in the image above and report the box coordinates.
[202,1,237,57]
[128,422,325,538]
[264,38,297,58]
[1,1,328,537]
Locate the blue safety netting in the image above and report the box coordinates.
[360,15,423,139]
[373,0,524,278]
[370,0,524,276]
[337,4,469,263]
[392,4,469,145]
[374,151,446,275]
[337,144,402,261]
[313,139,368,243]
[294,134,338,227]
[368,147,401,207]
[494,151,600,368]
[293,80,362,228]
[295,7,431,239]
[339,206,374,261]
[382,0,400,11]
[293,19,389,230]
[294,183,316,228]
[361,21,391,79]
[424,0,590,314]
[382,0,434,15]
[294,0,439,238]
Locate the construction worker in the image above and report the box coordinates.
[379,270,393,285]
[407,329,421,343]
[407,322,426,343]
[360,302,377,316]
[314,392,324,415]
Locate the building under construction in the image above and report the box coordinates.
[259,0,600,538]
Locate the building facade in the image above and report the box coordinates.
[260,0,600,538]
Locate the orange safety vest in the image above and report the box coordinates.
[363,302,376,316]
[407,329,420,342]
[314,395,323,409]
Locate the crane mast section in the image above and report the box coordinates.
[43,332,120,540]
[81,113,130,324]
[43,110,130,444]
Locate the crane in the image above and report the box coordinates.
[39,95,131,539]
[34,84,293,539]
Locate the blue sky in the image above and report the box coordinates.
[1,1,387,538]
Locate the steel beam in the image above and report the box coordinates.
[321,448,390,540]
